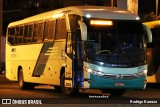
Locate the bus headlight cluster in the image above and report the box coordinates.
[86,68,105,76]
[136,70,147,76]
[84,67,147,78]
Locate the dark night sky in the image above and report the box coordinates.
[139,0,156,14]
[2,0,160,35]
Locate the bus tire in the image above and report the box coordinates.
[18,69,35,90]
[60,73,79,96]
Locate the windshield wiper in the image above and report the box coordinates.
[104,48,135,66]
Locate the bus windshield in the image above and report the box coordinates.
[84,19,146,67]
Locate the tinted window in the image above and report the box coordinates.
[55,18,66,40]
[33,22,44,43]
[8,27,15,45]
[69,14,81,31]
[44,20,56,41]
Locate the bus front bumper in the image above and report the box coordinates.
[86,74,147,90]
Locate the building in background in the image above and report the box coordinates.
[127,0,138,14]
[117,0,138,14]
[117,0,127,10]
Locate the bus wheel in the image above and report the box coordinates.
[60,73,79,96]
[102,89,125,96]
[18,69,35,90]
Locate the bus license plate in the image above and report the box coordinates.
[115,82,125,87]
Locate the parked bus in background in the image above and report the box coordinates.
[143,21,160,84]
[6,6,152,96]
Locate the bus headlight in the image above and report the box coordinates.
[86,68,104,76]
[87,68,93,73]
[143,70,147,74]
[136,70,147,76]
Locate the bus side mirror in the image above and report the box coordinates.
[143,24,152,43]
[78,21,87,41]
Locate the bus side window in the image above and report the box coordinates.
[44,20,55,41]
[69,14,81,32]
[33,23,38,43]
[24,25,28,43]
[15,27,19,44]
[55,18,61,40]
[44,20,49,41]
[28,24,33,43]
[8,27,15,45]
[23,24,33,44]
[59,18,67,39]
[19,26,24,44]
[33,22,44,43]
[48,20,56,40]
[55,18,67,40]
[38,22,44,42]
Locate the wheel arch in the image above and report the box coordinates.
[60,66,65,82]
[17,65,22,81]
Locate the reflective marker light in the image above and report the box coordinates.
[136,17,140,20]
[90,20,113,26]
[143,70,147,74]
[52,13,64,19]
[87,68,93,73]
[86,14,91,18]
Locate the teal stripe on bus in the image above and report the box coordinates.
[32,42,54,77]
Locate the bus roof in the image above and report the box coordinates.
[8,6,140,27]
[143,20,160,29]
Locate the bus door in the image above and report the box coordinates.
[73,31,84,88]
[65,31,83,89]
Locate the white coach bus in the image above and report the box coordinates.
[6,6,152,96]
